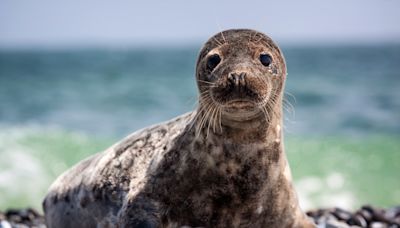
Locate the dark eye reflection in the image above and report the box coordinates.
[207,54,221,70]
[259,53,272,67]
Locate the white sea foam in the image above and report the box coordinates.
[0,128,51,210]
[296,172,355,210]
[0,126,97,210]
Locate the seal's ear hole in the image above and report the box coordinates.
[259,53,272,67]
[207,54,221,71]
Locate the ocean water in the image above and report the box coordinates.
[0,45,399,211]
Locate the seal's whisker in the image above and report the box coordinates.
[204,105,213,137]
[199,86,216,93]
[265,102,275,122]
[265,104,275,123]
[282,104,292,117]
[218,106,223,132]
[283,99,295,116]
[198,80,215,85]
[193,97,212,134]
[199,95,213,106]
[282,102,291,113]
[212,106,219,134]
[197,101,214,136]
[207,106,217,137]
[201,96,219,135]
[199,93,212,100]
[201,89,212,94]
[248,31,255,43]
[205,105,216,138]
[283,99,294,109]
[198,85,217,91]
[256,75,270,89]
[190,105,206,132]
[197,97,210,112]
[196,109,207,136]
[186,95,201,110]
[252,31,259,42]
[199,85,216,89]
[284,91,297,104]
[283,91,296,117]
[265,94,280,121]
[199,91,211,97]
[260,106,270,122]
[207,106,217,132]
[220,31,227,44]
[254,34,263,43]
[213,37,223,46]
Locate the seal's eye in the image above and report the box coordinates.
[260,53,272,67]
[207,54,221,70]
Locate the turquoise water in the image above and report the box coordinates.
[0,45,399,211]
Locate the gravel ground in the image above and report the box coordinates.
[307,205,400,228]
[0,208,44,228]
[0,205,399,228]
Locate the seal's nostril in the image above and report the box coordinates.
[228,72,247,87]
[228,73,236,86]
[239,72,246,85]
[228,73,238,86]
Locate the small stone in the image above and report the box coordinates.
[5,209,19,217]
[386,206,400,219]
[332,208,352,221]
[370,222,387,228]
[8,214,22,223]
[113,160,121,168]
[0,220,12,228]
[19,208,32,221]
[355,214,367,227]
[325,219,352,228]
[318,214,337,225]
[357,209,373,222]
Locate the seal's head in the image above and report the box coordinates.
[196,29,286,127]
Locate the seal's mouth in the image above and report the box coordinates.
[210,84,268,111]
[223,100,255,110]
[221,100,264,121]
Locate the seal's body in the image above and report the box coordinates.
[43,29,315,228]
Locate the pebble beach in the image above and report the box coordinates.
[1,205,400,228]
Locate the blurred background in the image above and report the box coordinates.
[0,0,399,212]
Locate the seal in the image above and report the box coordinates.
[43,29,316,228]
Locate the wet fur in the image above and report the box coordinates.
[43,29,315,228]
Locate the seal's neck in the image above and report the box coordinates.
[185,96,293,208]
[219,112,282,145]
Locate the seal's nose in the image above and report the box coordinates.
[228,72,247,88]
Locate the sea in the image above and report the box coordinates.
[0,44,399,211]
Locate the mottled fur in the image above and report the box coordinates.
[43,29,315,228]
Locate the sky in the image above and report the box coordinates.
[0,0,399,48]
